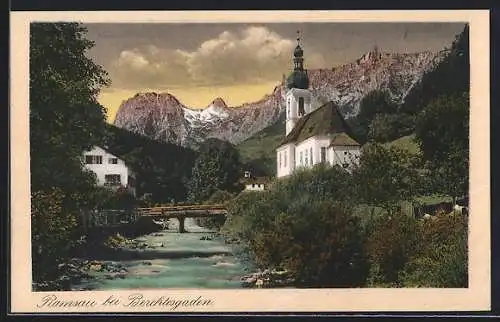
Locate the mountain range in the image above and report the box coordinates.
[113,48,448,149]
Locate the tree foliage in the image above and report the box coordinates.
[365,214,420,285]
[399,213,468,287]
[30,23,109,196]
[367,113,415,143]
[30,23,111,284]
[187,139,243,202]
[353,143,424,213]
[31,188,79,281]
[401,25,469,115]
[352,90,398,143]
[415,92,469,199]
[225,166,370,287]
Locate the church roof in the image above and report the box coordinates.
[277,101,359,148]
[286,69,309,89]
[329,132,360,147]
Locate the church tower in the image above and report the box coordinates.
[285,31,312,136]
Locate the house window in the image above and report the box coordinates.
[109,158,118,164]
[279,152,282,168]
[105,174,121,185]
[85,155,102,164]
[310,147,313,165]
[298,97,305,116]
[321,147,327,163]
[284,151,287,167]
[304,150,308,166]
[299,151,303,166]
[252,184,255,188]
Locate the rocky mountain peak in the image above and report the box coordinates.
[114,49,447,149]
[209,97,228,109]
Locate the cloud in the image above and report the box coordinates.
[109,26,325,89]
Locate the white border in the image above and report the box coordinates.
[10,10,491,313]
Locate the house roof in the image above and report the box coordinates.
[91,145,135,169]
[240,177,270,185]
[277,101,359,148]
[329,132,360,147]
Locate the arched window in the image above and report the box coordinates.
[298,97,305,116]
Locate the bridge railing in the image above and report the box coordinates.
[80,209,140,229]
[136,204,227,212]
[135,204,228,216]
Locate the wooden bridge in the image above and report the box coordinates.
[81,204,228,233]
[136,204,228,233]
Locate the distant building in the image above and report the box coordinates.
[276,31,361,178]
[83,146,137,196]
[241,170,268,191]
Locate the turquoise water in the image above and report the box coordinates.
[73,218,250,290]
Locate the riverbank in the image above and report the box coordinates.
[215,226,296,288]
[63,219,255,290]
[32,217,166,291]
[33,217,296,291]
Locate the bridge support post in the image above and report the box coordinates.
[178,216,186,233]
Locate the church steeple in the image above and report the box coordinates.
[293,30,305,70]
[286,30,309,90]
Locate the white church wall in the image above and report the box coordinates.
[328,145,361,168]
[277,144,295,178]
[313,136,332,165]
[295,137,315,169]
[294,136,332,170]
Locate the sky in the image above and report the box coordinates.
[84,22,466,122]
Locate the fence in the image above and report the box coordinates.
[80,209,140,231]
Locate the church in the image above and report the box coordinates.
[276,32,361,178]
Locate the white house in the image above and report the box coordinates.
[83,146,137,196]
[242,171,268,191]
[276,32,361,178]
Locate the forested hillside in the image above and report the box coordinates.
[102,124,197,203]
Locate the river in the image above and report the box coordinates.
[71,218,254,290]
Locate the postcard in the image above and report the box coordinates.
[10,10,490,313]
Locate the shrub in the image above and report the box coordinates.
[206,189,234,205]
[194,190,234,229]
[365,213,421,286]
[91,186,138,210]
[225,166,369,287]
[31,188,79,281]
[399,212,468,287]
[279,201,369,287]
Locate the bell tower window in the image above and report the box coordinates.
[298,97,305,116]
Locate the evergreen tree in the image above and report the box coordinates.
[415,92,469,200]
[187,139,243,202]
[353,90,398,143]
[401,25,469,115]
